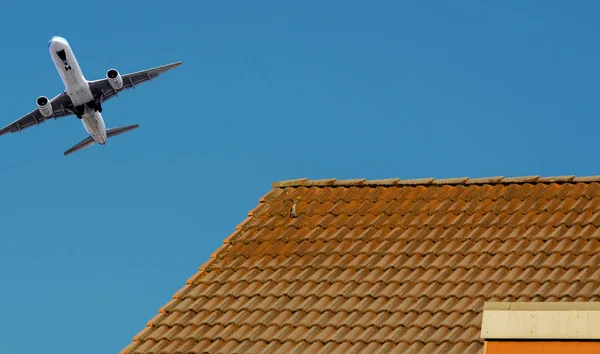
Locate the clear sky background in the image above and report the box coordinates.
[0,1,598,353]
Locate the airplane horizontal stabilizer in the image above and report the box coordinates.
[63,124,139,156]
[64,136,95,156]
[106,124,139,138]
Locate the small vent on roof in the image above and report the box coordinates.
[290,197,300,218]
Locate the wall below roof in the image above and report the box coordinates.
[482,302,600,340]
[486,341,600,354]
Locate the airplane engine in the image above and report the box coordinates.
[36,96,53,117]
[106,69,124,91]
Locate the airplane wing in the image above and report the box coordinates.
[0,61,181,138]
[0,92,75,136]
[88,61,182,106]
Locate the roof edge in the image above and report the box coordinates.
[119,188,274,354]
[271,175,591,188]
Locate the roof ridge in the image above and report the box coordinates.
[270,175,600,188]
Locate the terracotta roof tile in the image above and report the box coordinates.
[122,175,600,353]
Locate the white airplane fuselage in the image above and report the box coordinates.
[48,36,107,144]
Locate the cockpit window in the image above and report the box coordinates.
[56,49,67,61]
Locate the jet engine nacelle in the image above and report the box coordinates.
[36,96,53,117]
[106,69,124,91]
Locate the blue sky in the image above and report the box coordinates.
[0,1,599,353]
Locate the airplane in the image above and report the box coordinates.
[0,35,182,156]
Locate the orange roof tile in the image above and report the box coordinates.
[121,175,600,354]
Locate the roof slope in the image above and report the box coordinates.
[121,175,600,354]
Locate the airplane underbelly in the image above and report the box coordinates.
[49,41,92,106]
[82,111,106,144]
[67,82,93,106]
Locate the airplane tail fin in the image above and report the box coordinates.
[63,124,140,156]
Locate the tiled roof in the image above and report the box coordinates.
[121,175,600,354]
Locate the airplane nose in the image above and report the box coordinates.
[48,35,66,49]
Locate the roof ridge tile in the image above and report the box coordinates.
[272,175,600,188]
[433,177,469,185]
